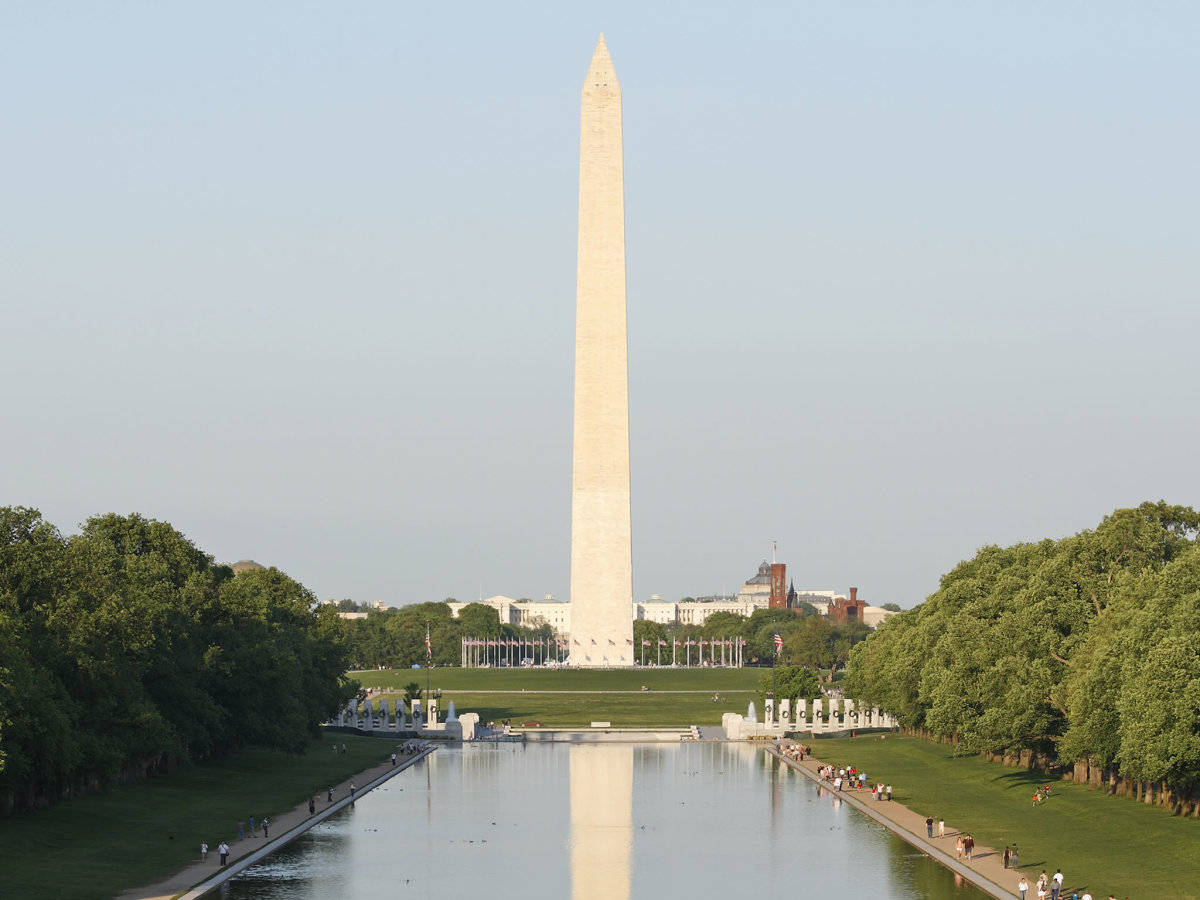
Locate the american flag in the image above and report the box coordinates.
[773,632,783,654]
[658,640,667,647]
[642,639,650,646]
[425,625,432,661]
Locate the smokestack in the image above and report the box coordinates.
[850,587,858,604]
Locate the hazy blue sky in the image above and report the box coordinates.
[3,2,1197,609]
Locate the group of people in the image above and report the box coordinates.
[1032,784,1054,805]
[814,761,893,801]
[779,742,811,762]
[201,814,271,868]
[1016,868,1064,899]
[954,833,976,859]
[199,840,230,866]
[1003,844,1021,869]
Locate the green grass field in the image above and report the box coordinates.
[351,667,762,726]
[350,666,764,692]
[813,735,1200,899]
[372,689,745,726]
[0,734,397,900]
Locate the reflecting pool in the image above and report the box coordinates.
[220,742,985,899]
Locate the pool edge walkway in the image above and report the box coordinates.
[117,747,434,900]
[766,745,1019,900]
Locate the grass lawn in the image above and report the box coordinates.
[0,734,397,900]
[372,689,745,726]
[349,666,764,692]
[814,735,1200,899]
[349,667,763,727]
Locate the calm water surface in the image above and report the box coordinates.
[220,742,985,899]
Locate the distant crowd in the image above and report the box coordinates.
[776,741,1130,900]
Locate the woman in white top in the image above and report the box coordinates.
[1017,876,1029,900]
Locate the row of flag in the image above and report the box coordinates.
[459,636,751,647]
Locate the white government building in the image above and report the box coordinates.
[446,562,897,634]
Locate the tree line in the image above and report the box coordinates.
[338,601,554,669]
[844,501,1200,798]
[338,602,873,673]
[0,507,355,815]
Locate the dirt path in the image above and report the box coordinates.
[770,745,1028,899]
[115,747,431,900]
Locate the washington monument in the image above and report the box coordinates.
[569,35,634,667]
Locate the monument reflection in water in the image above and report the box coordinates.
[569,745,632,900]
[221,743,985,899]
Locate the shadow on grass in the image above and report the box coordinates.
[990,770,1048,792]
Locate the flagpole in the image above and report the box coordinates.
[772,632,778,705]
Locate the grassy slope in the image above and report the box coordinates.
[349,667,764,691]
[373,689,746,726]
[350,667,763,726]
[0,735,396,900]
[814,735,1200,899]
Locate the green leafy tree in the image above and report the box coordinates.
[844,501,1200,797]
[758,665,822,707]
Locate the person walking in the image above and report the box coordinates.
[1003,846,1011,869]
[1011,846,1019,869]
[955,837,964,859]
[1052,869,1063,900]
[1018,876,1029,900]
[249,815,255,835]
[327,786,334,803]
[219,841,229,866]
[262,817,269,839]
[201,841,208,862]
[237,821,244,841]
[309,795,316,815]
[925,816,934,838]
[350,781,356,799]
[938,817,945,837]
[391,751,397,767]
[886,784,892,801]
[965,834,974,859]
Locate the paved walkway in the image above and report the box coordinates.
[115,748,432,900]
[768,745,1026,900]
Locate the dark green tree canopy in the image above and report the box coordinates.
[0,508,355,813]
[844,502,1200,794]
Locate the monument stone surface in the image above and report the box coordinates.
[570,35,634,667]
